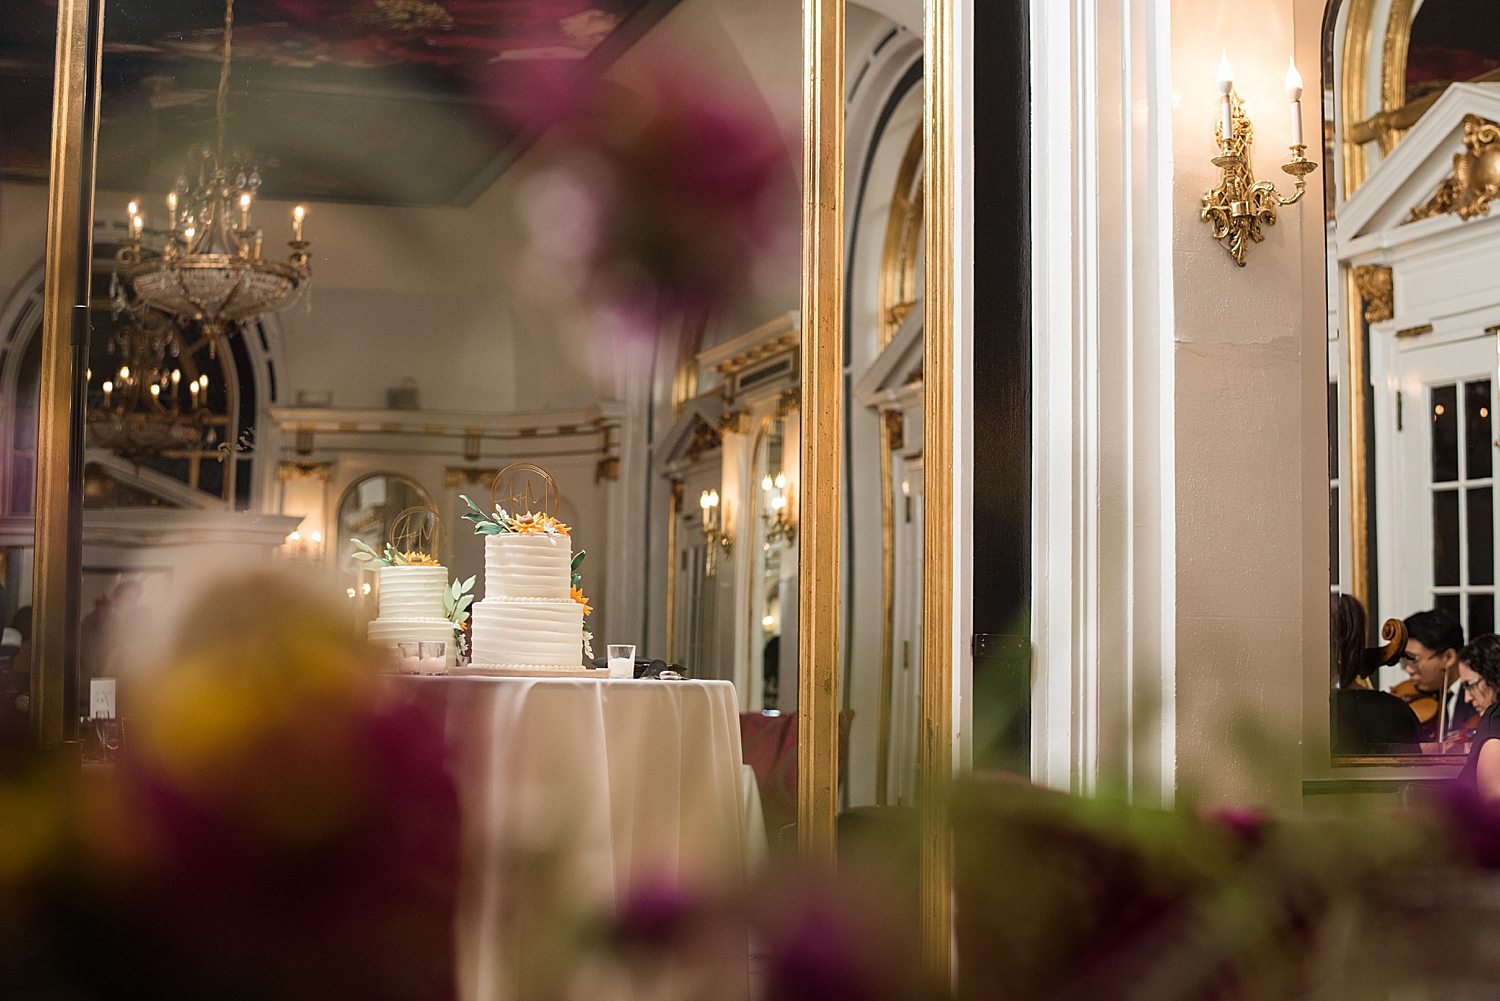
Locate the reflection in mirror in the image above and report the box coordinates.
[1329,0,1500,760]
[335,473,436,635]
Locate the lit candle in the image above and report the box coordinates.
[1285,57,1304,147]
[171,368,181,387]
[149,384,160,400]
[293,205,305,242]
[119,366,129,383]
[102,380,112,407]
[1217,51,1235,145]
[239,192,252,230]
[774,472,787,490]
[700,489,712,528]
[190,377,200,408]
[167,191,177,214]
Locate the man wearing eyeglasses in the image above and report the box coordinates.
[1394,609,1476,743]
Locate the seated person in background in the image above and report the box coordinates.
[1456,634,1500,798]
[1395,608,1475,742]
[1333,594,1422,755]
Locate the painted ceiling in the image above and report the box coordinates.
[0,0,680,205]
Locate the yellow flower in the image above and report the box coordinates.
[512,513,571,536]
[570,585,593,617]
[401,551,439,566]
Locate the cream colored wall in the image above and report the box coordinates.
[1169,0,1329,808]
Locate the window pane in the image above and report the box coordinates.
[1434,384,1459,483]
[1435,488,1461,586]
[1470,486,1495,586]
[1467,380,1493,480]
[1438,592,1463,622]
[1472,594,1496,639]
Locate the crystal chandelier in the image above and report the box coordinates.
[114,0,310,348]
[86,312,216,464]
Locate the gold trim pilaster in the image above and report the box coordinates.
[876,409,901,807]
[1340,0,1375,196]
[797,0,843,864]
[666,478,683,665]
[1345,266,1371,608]
[33,0,103,747]
[920,0,955,982]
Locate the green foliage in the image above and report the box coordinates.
[460,494,515,535]
[443,575,476,631]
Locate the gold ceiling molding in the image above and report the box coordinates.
[1407,114,1500,222]
[709,330,799,377]
[878,124,924,351]
[278,459,334,482]
[1352,264,1394,322]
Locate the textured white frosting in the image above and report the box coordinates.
[369,565,455,670]
[376,565,449,619]
[485,533,572,600]
[471,598,583,667]
[472,532,582,668]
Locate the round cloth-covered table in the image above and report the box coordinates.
[395,676,747,1001]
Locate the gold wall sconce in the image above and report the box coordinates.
[1201,54,1318,267]
[760,472,797,544]
[699,488,733,575]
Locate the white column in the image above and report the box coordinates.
[1030,0,1177,805]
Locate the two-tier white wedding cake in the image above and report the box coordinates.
[367,565,457,671]
[471,533,584,669]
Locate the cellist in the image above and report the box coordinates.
[1393,609,1476,744]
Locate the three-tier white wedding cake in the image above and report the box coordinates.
[367,565,457,671]
[471,533,584,669]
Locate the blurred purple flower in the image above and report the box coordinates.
[1429,780,1500,868]
[612,877,703,948]
[764,900,886,1001]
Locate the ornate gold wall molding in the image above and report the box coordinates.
[1340,0,1377,197]
[879,125,924,350]
[1406,114,1500,222]
[1352,264,1394,322]
[1376,0,1416,154]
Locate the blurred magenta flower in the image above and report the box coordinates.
[37,572,462,1001]
[511,60,797,335]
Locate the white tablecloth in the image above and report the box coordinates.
[396,676,746,1001]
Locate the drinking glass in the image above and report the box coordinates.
[607,644,635,679]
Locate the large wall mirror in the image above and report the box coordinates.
[9,0,958,964]
[1328,0,1500,761]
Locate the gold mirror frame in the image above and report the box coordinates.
[34,0,959,976]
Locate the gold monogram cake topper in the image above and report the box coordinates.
[389,506,445,565]
[490,462,560,518]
